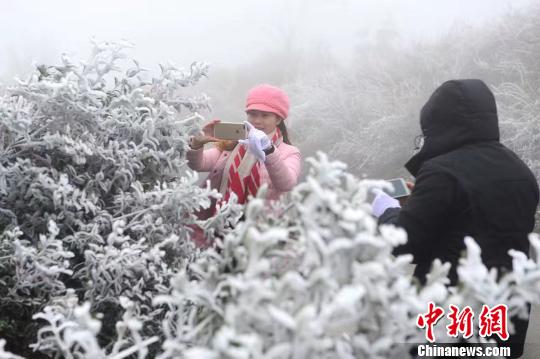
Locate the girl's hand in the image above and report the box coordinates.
[190,135,217,150]
[190,119,220,150]
[202,119,221,137]
[238,121,271,162]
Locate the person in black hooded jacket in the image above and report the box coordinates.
[372,79,539,358]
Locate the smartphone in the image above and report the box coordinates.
[213,122,246,140]
[383,178,411,199]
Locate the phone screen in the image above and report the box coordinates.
[384,178,411,198]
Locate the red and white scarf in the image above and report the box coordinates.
[219,128,282,204]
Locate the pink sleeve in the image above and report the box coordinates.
[186,147,222,172]
[264,145,302,192]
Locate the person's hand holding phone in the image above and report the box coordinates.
[190,119,220,150]
[238,121,272,162]
[398,181,415,206]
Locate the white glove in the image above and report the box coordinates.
[238,121,272,162]
[371,189,401,218]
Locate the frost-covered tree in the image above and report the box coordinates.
[0,41,241,357]
[154,153,540,359]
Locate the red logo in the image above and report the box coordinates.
[416,303,508,342]
[446,305,474,339]
[416,302,445,342]
[479,304,509,341]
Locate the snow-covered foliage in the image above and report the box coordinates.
[0,41,241,357]
[154,153,540,359]
[1,41,539,359]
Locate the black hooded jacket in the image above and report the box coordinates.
[380,79,539,284]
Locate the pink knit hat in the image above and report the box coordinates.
[245,84,289,119]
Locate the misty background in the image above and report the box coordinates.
[1,0,536,73]
[1,0,538,182]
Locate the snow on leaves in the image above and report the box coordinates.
[0,41,234,357]
[0,41,539,358]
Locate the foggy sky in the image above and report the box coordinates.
[0,0,535,81]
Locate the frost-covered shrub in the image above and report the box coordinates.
[0,41,241,357]
[0,222,73,305]
[30,291,159,359]
[154,153,540,359]
[1,40,539,358]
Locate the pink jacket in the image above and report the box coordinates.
[186,142,302,217]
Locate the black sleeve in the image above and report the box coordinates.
[378,162,465,262]
[379,207,400,225]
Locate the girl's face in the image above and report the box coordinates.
[246,110,281,134]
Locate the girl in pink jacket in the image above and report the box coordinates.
[187,84,302,245]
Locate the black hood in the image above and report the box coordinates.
[405,79,500,176]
